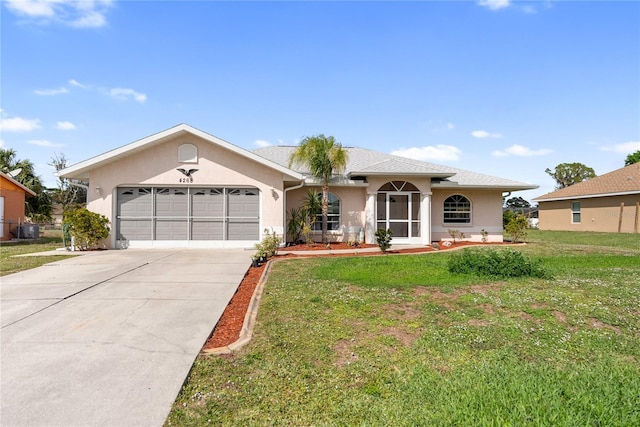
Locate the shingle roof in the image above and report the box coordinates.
[253,146,537,190]
[533,163,640,201]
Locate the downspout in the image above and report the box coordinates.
[283,178,306,245]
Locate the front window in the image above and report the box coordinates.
[571,201,581,224]
[444,194,471,224]
[313,193,341,231]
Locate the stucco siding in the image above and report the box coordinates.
[538,195,640,233]
[85,133,288,247]
[431,189,504,242]
[285,186,367,242]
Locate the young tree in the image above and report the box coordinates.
[545,162,596,189]
[49,153,87,213]
[625,150,640,166]
[289,135,348,244]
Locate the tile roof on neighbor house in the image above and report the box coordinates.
[533,163,640,202]
[253,146,538,191]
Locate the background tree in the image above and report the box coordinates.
[289,135,348,244]
[49,153,87,213]
[625,150,640,166]
[0,148,52,222]
[545,162,596,189]
[505,196,531,209]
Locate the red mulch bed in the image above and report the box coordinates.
[202,241,512,351]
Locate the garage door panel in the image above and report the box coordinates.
[156,189,188,217]
[117,188,152,217]
[118,219,152,240]
[227,218,259,240]
[192,189,224,217]
[228,189,259,217]
[191,220,224,240]
[155,220,188,240]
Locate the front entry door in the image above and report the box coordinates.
[376,192,420,243]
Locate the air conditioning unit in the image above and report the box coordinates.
[16,224,40,239]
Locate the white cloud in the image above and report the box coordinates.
[34,87,69,96]
[4,0,114,28]
[109,88,147,103]
[471,130,503,139]
[56,121,77,130]
[478,0,511,11]
[447,123,455,130]
[0,138,4,148]
[0,114,41,132]
[599,141,640,154]
[69,79,88,89]
[492,144,553,157]
[254,139,272,148]
[392,145,462,162]
[28,139,65,148]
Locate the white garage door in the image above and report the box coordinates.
[116,187,259,244]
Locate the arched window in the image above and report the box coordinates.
[313,193,341,231]
[178,143,197,163]
[443,194,471,224]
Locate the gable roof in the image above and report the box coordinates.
[0,172,37,197]
[58,124,303,181]
[533,163,640,202]
[254,146,538,190]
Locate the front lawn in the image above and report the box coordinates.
[0,232,77,276]
[167,230,640,426]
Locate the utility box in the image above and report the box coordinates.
[17,224,40,239]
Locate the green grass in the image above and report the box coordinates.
[168,230,640,426]
[0,232,77,276]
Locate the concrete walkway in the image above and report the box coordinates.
[1,249,250,427]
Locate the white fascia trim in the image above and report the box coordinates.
[303,178,369,187]
[59,124,303,181]
[432,183,539,191]
[534,190,640,202]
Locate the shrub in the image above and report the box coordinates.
[447,229,466,243]
[503,209,516,228]
[254,229,282,261]
[447,248,549,279]
[63,208,110,250]
[375,228,393,253]
[505,214,529,243]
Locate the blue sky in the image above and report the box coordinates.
[2,0,639,202]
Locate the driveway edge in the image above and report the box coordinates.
[201,260,273,355]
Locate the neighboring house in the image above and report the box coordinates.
[59,124,537,249]
[0,171,36,241]
[533,163,640,233]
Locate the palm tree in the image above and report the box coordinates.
[289,135,348,244]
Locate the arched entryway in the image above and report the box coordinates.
[376,181,421,243]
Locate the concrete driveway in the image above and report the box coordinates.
[1,249,250,427]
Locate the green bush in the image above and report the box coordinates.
[254,228,282,260]
[63,208,110,250]
[374,228,393,253]
[447,248,549,279]
[505,214,529,243]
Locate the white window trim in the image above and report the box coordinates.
[178,143,198,163]
[443,194,472,226]
[571,201,581,224]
